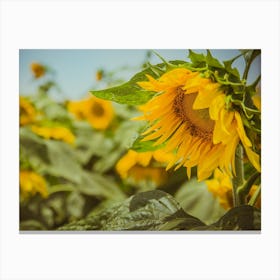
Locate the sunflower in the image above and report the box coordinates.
[206,168,261,209]
[30,62,46,79]
[116,149,175,186]
[20,170,48,199]
[96,70,103,81]
[31,125,75,145]
[67,96,114,130]
[136,68,260,181]
[20,96,36,126]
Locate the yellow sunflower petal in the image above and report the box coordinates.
[193,83,222,110]
[243,145,261,172]
[209,94,225,120]
[234,112,252,147]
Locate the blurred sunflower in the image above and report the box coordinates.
[206,169,233,209]
[20,170,48,199]
[116,149,175,186]
[30,62,46,79]
[20,96,36,126]
[96,70,103,81]
[137,68,260,181]
[67,96,114,130]
[206,168,261,209]
[31,125,75,145]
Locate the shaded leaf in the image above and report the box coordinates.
[175,179,226,224]
[58,190,205,231]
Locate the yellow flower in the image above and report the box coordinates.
[206,169,233,210]
[136,68,261,181]
[20,96,36,126]
[206,169,261,209]
[31,125,75,145]
[116,149,174,186]
[96,70,103,81]
[30,62,46,79]
[67,96,114,130]
[20,170,48,199]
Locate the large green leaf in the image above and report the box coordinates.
[58,190,205,230]
[58,190,261,231]
[90,60,186,106]
[90,68,157,105]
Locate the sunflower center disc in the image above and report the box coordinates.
[174,88,215,139]
[91,102,105,116]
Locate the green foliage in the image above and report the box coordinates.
[174,179,226,224]
[59,190,261,231]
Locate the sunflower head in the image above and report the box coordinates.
[30,62,46,79]
[67,96,114,130]
[20,170,48,199]
[116,149,174,186]
[136,68,261,181]
[20,96,36,126]
[31,125,75,145]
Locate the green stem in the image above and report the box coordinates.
[242,50,261,81]
[232,144,244,206]
[237,172,261,204]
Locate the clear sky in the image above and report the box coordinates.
[19,49,261,101]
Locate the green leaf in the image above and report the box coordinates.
[188,50,206,67]
[74,123,114,164]
[90,67,159,105]
[131,137,165,152]
[90,60,187,106]
[58,190,205,230]
[58,190,261,231]
[223,59,240,78]
[211,205,261,230]
[44,141,83,183]
[93,148,123,173]
[77,171,126,201]
[205,50,223,68]
[175,179,226,224]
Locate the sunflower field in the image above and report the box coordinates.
[19,50,261,231]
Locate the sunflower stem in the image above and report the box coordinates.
[236,172,260,204]
[232,144,244,206]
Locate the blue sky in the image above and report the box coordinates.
[19,49,261,101]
